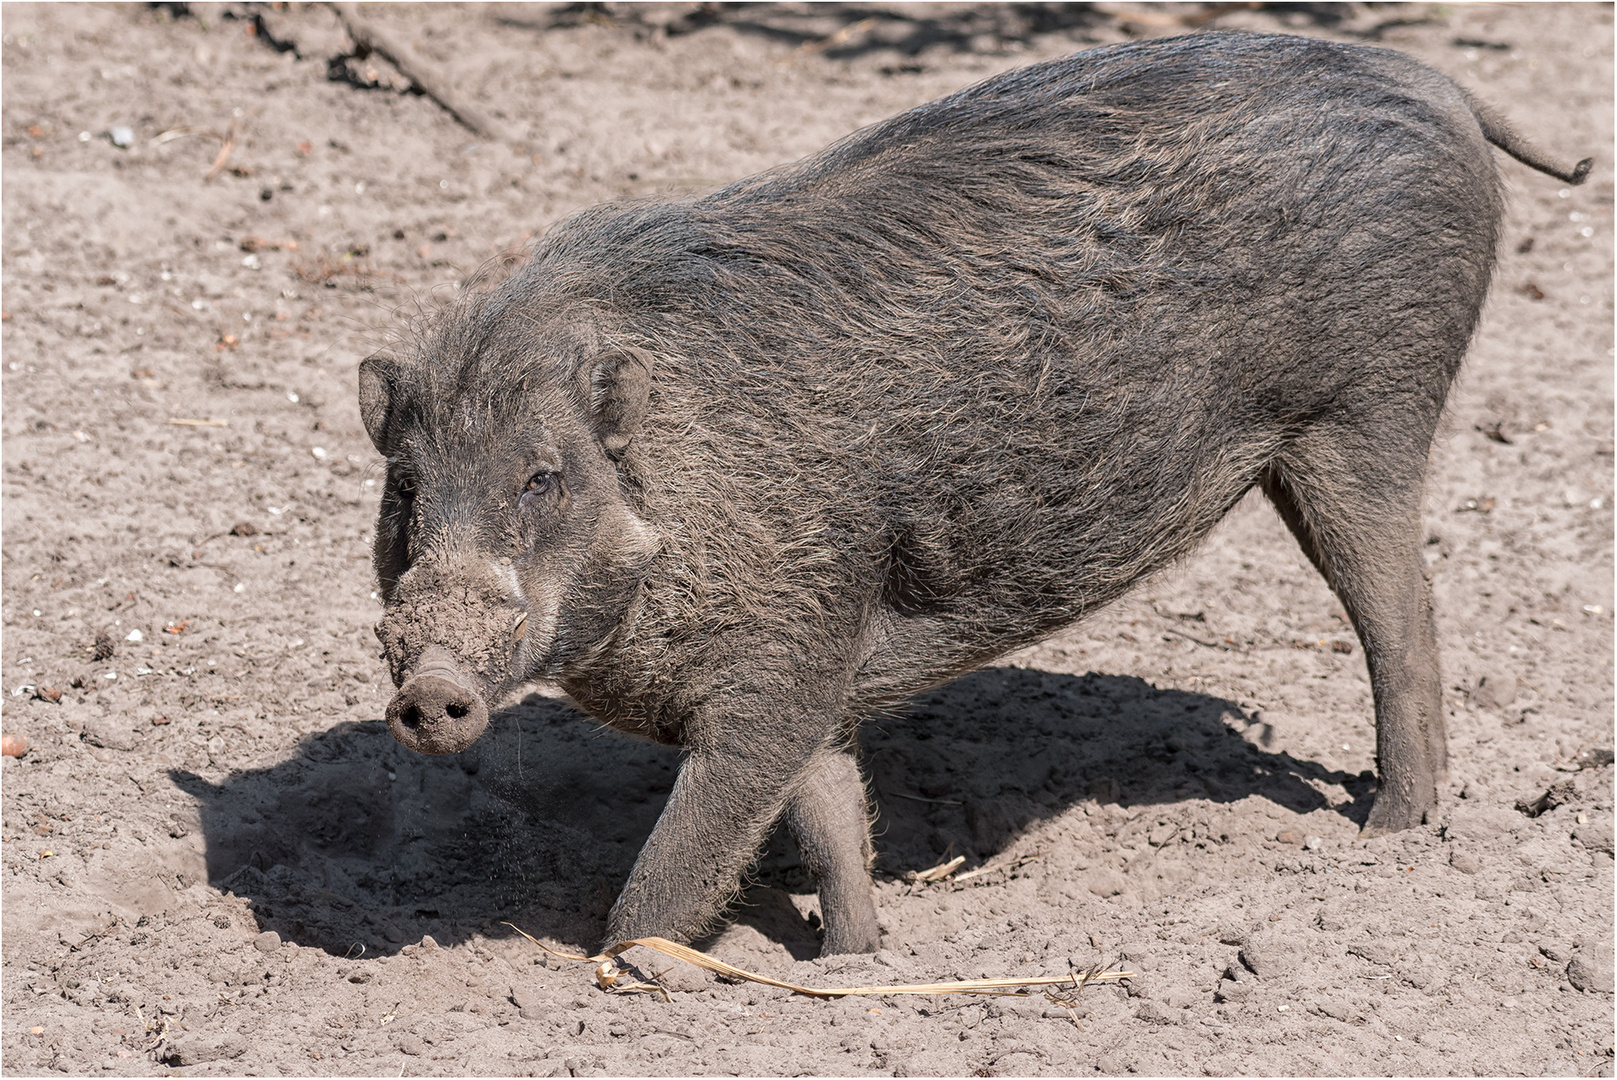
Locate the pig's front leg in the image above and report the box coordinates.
[603,684,844,949]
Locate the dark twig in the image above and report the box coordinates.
[328,2,509,141]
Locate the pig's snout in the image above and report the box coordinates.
[385,646,490,755]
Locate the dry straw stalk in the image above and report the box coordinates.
[504,924,1133,1001]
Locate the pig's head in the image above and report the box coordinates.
[358,301,659,755]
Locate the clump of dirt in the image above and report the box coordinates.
[2,3,1611,1075]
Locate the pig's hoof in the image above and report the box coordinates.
[818,926,882,957]
[386,674,489,755]
[1360,794,1428,837]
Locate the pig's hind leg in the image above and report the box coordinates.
[1260,439,1446,837]
[786,745,881,955]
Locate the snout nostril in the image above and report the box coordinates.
[387,670,487,754]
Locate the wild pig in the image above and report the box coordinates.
[357,31,1590,955]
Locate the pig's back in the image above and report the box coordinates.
[565,32,1502,690]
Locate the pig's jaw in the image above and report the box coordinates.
[517,578,575,669]
[500,562,567,681]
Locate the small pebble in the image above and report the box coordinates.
[1086,867,1127,897]
[1573,820,1614,855]
[1304,835,1323,850]
[1539,942,1574,964]
[1134,1000,1178,1025]
[253,930,281,954]
[1239,944,1267,976]
[1240,936,1291,979]
[108,126,134,148]
[1118,941,1153,968]
[1473,674,1517,710]
[1316,998,1355,1021]
[163,1035,247,1066]
[82,720,135,752]
[1042,1005,1089,1020]
[1567,939,1614,994]
[1,733,28,758]
[1348,941,1398,968]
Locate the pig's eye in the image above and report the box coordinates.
[519,471,559,511]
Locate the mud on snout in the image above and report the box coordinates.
[376,565,529,755]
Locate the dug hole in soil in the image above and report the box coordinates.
[2,2,1612,1075]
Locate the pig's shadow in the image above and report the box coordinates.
[170,668,1372,960]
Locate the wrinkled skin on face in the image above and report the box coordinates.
[359,307,659,755]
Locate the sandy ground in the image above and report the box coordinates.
[1,2,1612,1075]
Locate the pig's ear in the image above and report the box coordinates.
[586,348,653,455]
[358,353,396,454]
